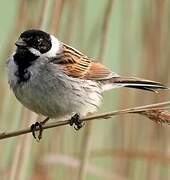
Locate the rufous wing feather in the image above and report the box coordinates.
[55,44,114,80]
[83,62,114,80]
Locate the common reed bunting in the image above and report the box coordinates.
[6,29,168,140]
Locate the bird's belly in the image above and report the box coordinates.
[13,73,102,118]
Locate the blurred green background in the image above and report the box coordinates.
[0,0,170,180]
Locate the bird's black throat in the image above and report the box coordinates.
[14,48,39,83]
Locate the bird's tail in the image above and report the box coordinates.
[102,76,169,92]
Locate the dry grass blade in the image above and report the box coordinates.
[78,123,93,180]
[98,0,114,60]
[90,149,170,164]
[138,109,170,125]
[42,154,128,180]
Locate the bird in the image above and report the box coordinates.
[6,29,168,140]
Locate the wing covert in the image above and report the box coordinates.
[51,43,114,80]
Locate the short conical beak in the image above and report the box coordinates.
[15,38,27,47]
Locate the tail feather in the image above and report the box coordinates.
[102,76,169,92]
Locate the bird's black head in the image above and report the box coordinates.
[15,29,52,54]
[14,30,52,83]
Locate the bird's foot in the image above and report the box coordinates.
[30,122,43,141]
[69,113,85,130]
[30,117,50,141]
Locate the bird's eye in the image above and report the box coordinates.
[37,38,43,45]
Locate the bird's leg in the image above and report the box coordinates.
[30,117,50,141]
[69,113,85,130]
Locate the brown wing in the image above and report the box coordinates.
[84,62,113,80]
[55,43,113,80]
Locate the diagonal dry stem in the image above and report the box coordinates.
[0,101,170,140]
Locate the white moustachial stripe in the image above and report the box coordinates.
[29,48,41,56]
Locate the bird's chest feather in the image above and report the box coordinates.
[7,57,102,117]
